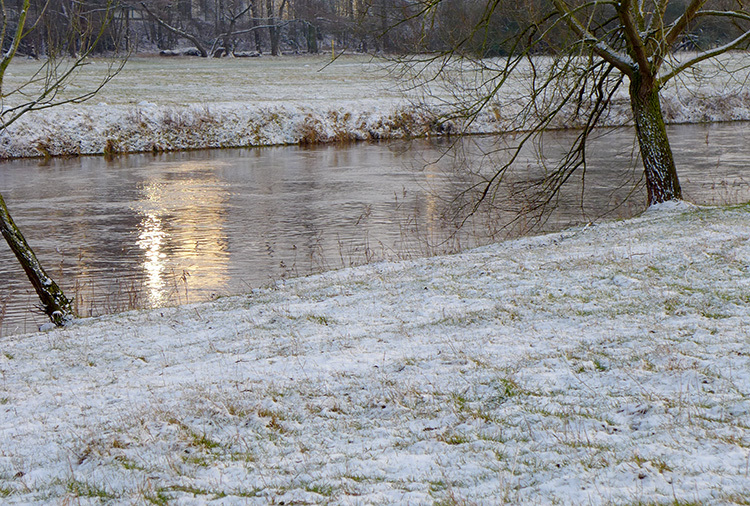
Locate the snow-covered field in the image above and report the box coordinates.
[1,52,750,158]
[2,202,750,504]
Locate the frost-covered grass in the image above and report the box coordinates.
[1,52,750,158]
[2,202,750,504]
[0,54,432,158]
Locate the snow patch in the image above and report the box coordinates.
[2,204,750,503]
[645,199,699,213]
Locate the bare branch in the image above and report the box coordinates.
[1,2,126,129]
[663,0,708,48]
[695,9,750,23]
[658,28,750,84]
[0,0,30,95]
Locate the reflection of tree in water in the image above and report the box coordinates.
[427,124,750,245]
[425,132,647,243]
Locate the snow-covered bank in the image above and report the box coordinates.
[1,53,750,158]
[1,202,750,504]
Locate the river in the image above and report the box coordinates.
[1,122,749,335]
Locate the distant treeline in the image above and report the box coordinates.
[5,0,750,57]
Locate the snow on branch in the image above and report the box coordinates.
[616,0,651,75]
[551,0,635,75]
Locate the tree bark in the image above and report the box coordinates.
[629,76,682,205]
[0,193,74,326]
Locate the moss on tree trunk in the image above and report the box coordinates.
[629,76,683,205]
[0,193,74,327]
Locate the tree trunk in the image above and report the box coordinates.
[125,6,131,53]
[629,76,682,205]
[266,0,279,55]
[0,193,74,326]
[251,0,262,53]
[306,23,317,53]
[379,0,391,52]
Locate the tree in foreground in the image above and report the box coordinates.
[0,195,73,326]
[0,0,123,326]
[407,0,750,219]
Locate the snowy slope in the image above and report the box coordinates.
[1,202,750,504]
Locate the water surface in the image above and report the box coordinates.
[1,122,749,335]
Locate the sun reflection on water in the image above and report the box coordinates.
[133,162,231,308]
[136,213,168,306]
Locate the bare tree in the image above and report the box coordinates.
[0,0,124,327]
[141,0,297,56]
[140,1,210,55]
[407,0,750,219]
[211,1,254,56]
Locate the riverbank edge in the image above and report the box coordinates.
[1,80,750,160]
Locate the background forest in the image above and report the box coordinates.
[5,0,750,58]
